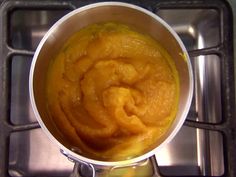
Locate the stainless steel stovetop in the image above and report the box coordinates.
[0,0,235,177]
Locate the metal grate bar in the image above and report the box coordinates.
[0,131,10,177]
[155,0,230,9]
[10,122,40,132]
[1,0,76,11]
[9,48,34,56]
[184,119,226,131]
[188,46,222,57]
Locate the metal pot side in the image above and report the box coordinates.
[29,2,193,167]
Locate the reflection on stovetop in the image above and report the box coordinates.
[0,1,233,177]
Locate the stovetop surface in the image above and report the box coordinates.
[0,0,235,177]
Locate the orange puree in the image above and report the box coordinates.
[46,22,179,160]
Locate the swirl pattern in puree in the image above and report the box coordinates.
[46,22,179,161]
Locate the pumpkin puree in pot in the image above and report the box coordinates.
[46,22,179,161]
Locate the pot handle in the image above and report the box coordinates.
[61,149,96,177]
[70,162,95,177]
[68,155,162,177]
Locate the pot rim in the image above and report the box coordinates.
[29,1,194,166]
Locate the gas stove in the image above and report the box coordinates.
[0,0,235,177]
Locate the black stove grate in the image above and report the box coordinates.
[0,0,235,177]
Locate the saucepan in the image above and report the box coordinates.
[29,2,193,176]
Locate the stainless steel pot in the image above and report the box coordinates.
[29,2,193,176]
